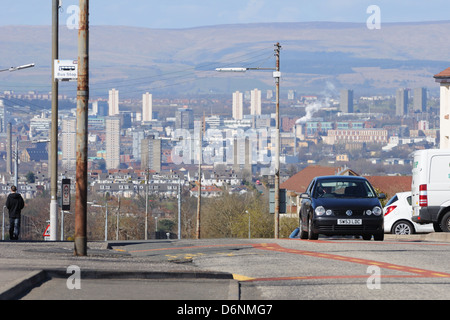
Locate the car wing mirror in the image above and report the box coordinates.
[300,193,310,199]
[378,193,386,200]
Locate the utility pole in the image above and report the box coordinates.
[215,42,282,239]
[145,168,149,240]
[14,138,18,187]
[274,42,281,239]
[196,123,202,239]
[6,123,11,175]
[74,0,89,256]
[49,0,60,241]
[116,196,120,240]
[178,179,181,240]
[104,202,108,241]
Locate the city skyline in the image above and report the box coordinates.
[1,0,449,259]
[0,1,445,177]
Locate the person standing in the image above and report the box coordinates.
[6,186,25,240]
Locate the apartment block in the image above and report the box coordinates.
[105,117,120,169]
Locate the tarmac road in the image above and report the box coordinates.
[107,235,450,300]
[1,234,450,301]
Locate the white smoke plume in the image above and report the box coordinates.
[295,81,336,124]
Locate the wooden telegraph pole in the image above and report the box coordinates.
[74,0,89,256]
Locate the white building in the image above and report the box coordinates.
[434,68,450,149]
[29,113,51,139]
[108,88,119,116]
[142,92,152,122]
[324,129,388,145]
[232,91,243,120]
[61,118,76,170]
[105,117,120,169]
[250,88,261,116]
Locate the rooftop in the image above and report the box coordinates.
[281,165,412,198]
[434,67,450,83]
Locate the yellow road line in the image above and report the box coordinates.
[233,274,255,281]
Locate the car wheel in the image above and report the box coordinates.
[433,222,442,232]
[362,234,372,240]
[392,221,415,235]
[299,215,308,239]
[308,215,319,240]
[373,232,384,241]
[440,212,450,233]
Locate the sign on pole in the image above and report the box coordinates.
[269,188,286,214]
[43,224,51,238]
[54,60,78,81]
[62,178,71,211]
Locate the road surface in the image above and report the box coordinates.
[20,237,450,300]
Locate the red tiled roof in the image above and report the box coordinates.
[434,67,450,78]
[281,165,412,198]
[365,176,411,198]
[280,166,336,194]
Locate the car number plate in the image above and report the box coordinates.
[337,219,362,225]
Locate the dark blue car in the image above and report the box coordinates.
[299,176,385,241]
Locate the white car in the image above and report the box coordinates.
[384,192,434,235]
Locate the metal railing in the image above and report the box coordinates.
[2,206,33,241]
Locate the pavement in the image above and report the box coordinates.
[1,233,449,300]
[0,240,235,300]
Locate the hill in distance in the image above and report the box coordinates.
[1,21,449,98]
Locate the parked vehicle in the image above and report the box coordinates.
[384,192,434,234]
[298,176,385,241]
[411,149,450,232]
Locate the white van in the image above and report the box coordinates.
[411,149,450,232]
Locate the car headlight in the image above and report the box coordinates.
[326,209,333,216]
[315,206,325,216]
[365,209,372,216]
[372,206,382,216]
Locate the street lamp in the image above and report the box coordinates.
[216,43,282,238]
[87,201,109,241]
[0,63,35,73]
[1,63,37,194]
[2,206,6,240]
[246,210,251,239]
[215,67,277,72]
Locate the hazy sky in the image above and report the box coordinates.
[0,0,449,28]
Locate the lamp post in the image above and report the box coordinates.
[246,210,251,239]
[178,178,181,240]
[0,63,35,73]
[50,0,60,243]
[145,168,149,240]
[0,63,35,188]
[216,43,282,238]
[2,206,6,240]
[87,202,109,241]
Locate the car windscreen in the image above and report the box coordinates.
[314,179,377,199]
